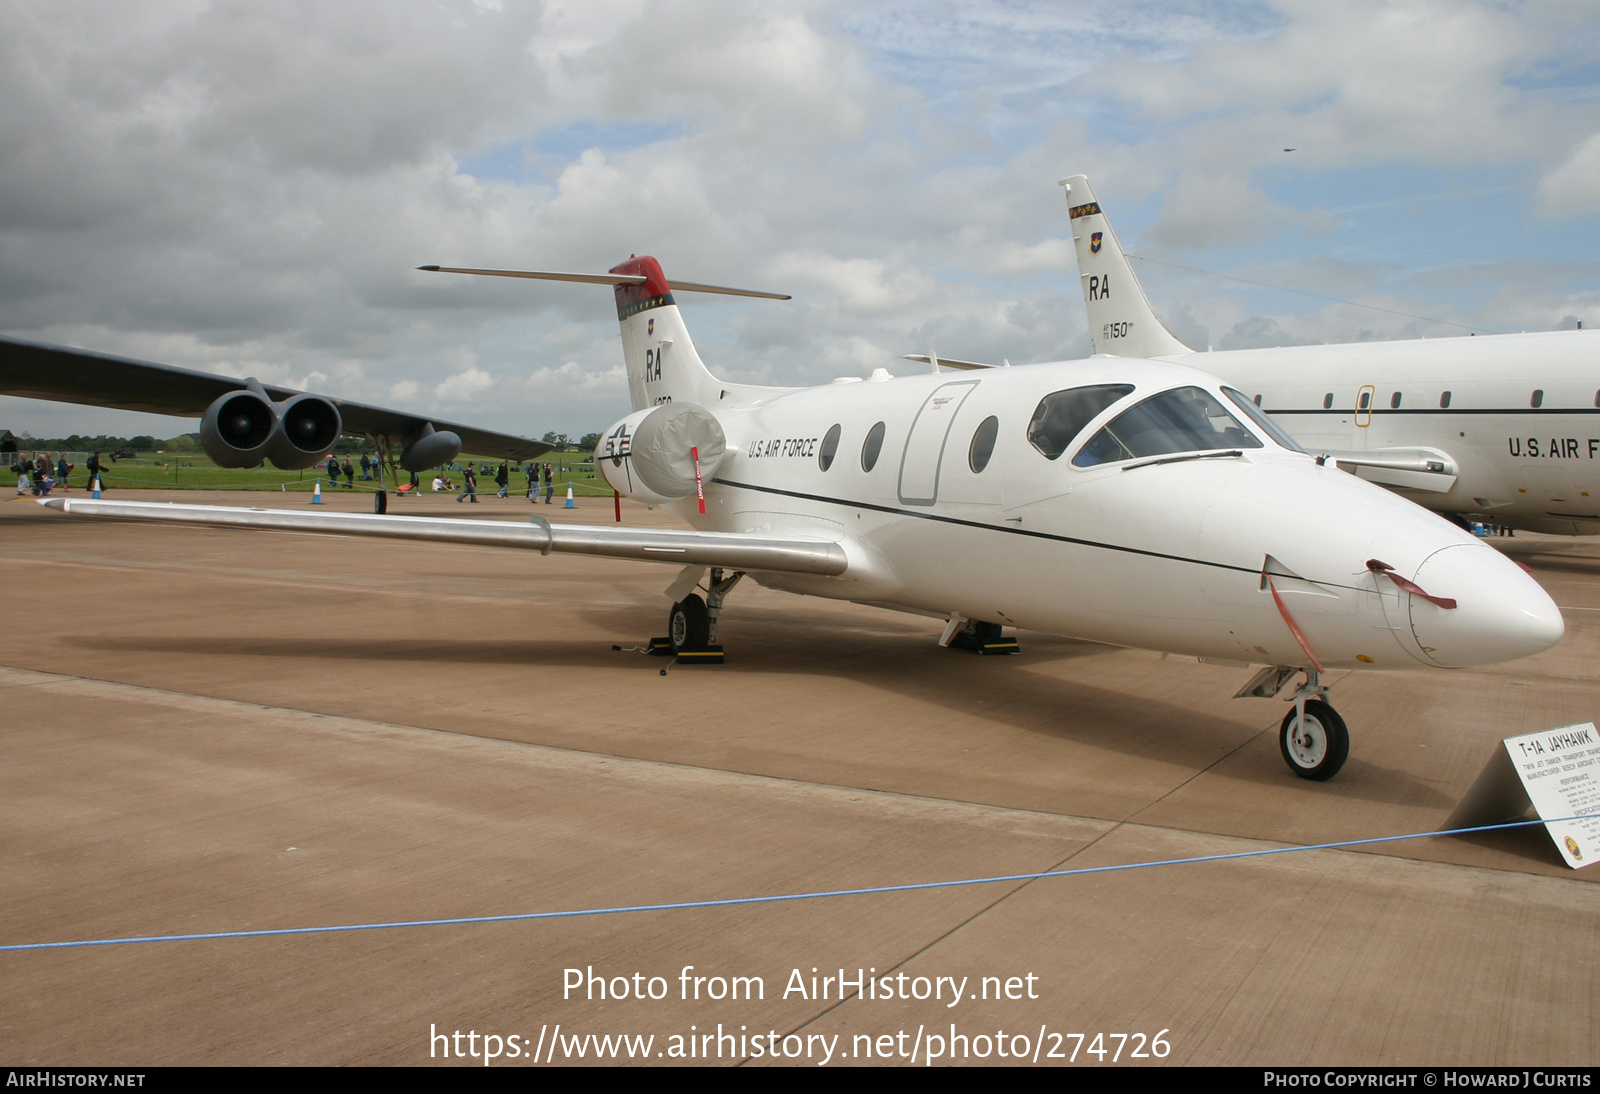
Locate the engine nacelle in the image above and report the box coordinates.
[200,389,276,467]
[399,422,463,472]
[269,393,342,468]
[596,402,727,506]
[200,385,343,470]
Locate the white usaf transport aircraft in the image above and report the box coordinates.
[42,249,1564,781]
[1061,174,1600,536]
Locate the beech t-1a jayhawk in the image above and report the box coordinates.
[40,227,1565,781]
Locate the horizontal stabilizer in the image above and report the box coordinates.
[418,266,790,300]
[40,499,847,575]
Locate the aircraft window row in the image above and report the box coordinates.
[1073,386,1262,468]
[1028,384,1133,460]
[819,424,841,472]
[968,416,999,473]
[1313,388,1589,412]
[861,421,887,472]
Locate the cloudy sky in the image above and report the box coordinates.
[3,0,1598,442]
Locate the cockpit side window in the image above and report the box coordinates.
[1027,384,1134,460]
[1072,386,1262,468]
[1222,387,1307,453]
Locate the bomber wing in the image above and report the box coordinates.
[0,335,552,462]
[38,499,849,576]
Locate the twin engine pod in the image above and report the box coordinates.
[596,402,728,505]
[200,385,342,470]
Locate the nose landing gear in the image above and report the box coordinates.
[1277,672,1349,780]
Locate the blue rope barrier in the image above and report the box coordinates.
[2,814,1589,953]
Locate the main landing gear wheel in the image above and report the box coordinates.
[669,594,710,653]
[1279,699,1349,781]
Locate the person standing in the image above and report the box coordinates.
[359,453,371,481]
[495,460,510,498]
[543,462,554,504]
[457,462,478,503]
[325,456,340,490]
[342,457,355,487]
[85,451,103,492]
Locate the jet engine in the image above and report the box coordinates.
[199,384,343,470]
[596,402,727,505]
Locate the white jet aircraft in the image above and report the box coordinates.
[1059,174,1600,535]
[41,239,1565,781]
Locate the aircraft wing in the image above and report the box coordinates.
[0,335,552,462]
[38,499,849,576]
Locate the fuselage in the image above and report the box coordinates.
[657,356,1563,673]
[1174,329,1600,534]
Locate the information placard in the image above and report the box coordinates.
[1445,722,1600,868]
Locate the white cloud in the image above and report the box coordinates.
[1536,132,1600,216]
[433,367,494,402]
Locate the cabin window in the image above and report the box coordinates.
[1027,384,1132,461]
[1073,386,1262,468]
[1390,392,1402,409]
[1223,387,1306,453]
[1440,391,1452,409]
[1531,389,1544,408]
[1594,390,1600,408]
[818,424,841,472]
[861,421,887,472]
[1253,394,1263,406]
[1322,393,1333,410]
[1358,391,1371,411]
[969,416,999,473]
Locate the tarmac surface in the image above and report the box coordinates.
[2,486,1597,1066]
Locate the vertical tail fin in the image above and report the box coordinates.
[1060,175,1192,358]
[611,256,724,412]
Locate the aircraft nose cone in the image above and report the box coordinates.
[1405,545,1564,667]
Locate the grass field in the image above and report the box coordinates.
[18,453,611,496]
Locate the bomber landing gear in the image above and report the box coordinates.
[1277,671,1349,780]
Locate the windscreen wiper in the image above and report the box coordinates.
[1122,449,1243,472]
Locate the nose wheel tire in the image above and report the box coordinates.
[1279,699,1349,781]
[669,594,710,653]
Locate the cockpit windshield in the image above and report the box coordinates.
[1027,384,1134,460]
[1072,386,1262,467]
[1221,387,1307,453]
